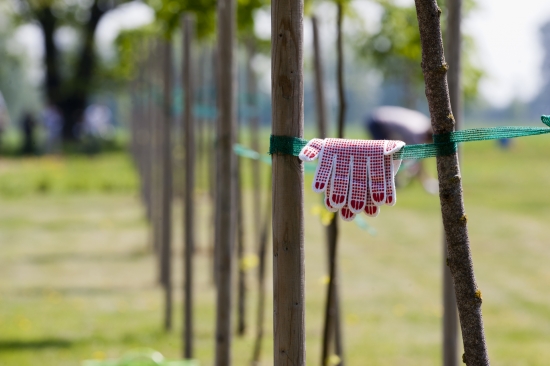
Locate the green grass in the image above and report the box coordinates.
[1,134,550,365]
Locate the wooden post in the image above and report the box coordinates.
[414,1,489,364]
[182,14,195,359]
[271,0,305,365]
[215,0,236,363]
[443,0,461,364]
[321,5,345,365]
[161,37,174,332]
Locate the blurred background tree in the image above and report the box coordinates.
[11,0,139,140]
[0,3,40,130]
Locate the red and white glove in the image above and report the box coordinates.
[299,138,405,221]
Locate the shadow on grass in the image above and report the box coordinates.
[10,284,156,297]
[25,249,150,264]
[0,338,73,351]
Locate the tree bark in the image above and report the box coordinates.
[413,1,489,364]
[321,5,345,365]
[443,0,462,365]
[215,0,237,364]
[182,14,195,359]
[160,38,174,332]
[271,0,306,365]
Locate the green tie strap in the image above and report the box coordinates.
[269,115,550,160]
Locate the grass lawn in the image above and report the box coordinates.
[1,134,550,365]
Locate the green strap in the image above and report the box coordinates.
[269,115,550,160]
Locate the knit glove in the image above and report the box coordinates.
[299,138,405,221]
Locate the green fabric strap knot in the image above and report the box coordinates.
[269,135,308,156]
[268,115,550,160]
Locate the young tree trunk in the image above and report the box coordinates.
[443,0,462,365]
[182,14,195,359]
[208,45,218,287]
[215,0,237,364]
[271,0,306,365]
[148,40,160,255]
[160,38,174,332]
[137,39,152,224]
[151,39,164,269]
[236,156,246,336]
[321,5,345,366]
[251,190,271,365]
[246,39,262,246]
[311,16,327,140]
[414,1,489,365]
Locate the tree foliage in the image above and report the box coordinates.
[354,0,483,106]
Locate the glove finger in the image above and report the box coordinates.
[324,177,338,212]
[330,152,351,209]
[383,140,406,155]
[311,142,333,193]
[339,203,356,221]
[384,154,397,206]
[298,138,324,162]
[367,141,386,205]
[348,153,368,213]
[364,183,379,217]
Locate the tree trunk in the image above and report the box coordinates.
[182,14,195,359]
[251,191,271,365]
[215,0,237,363]
[236,156,246,336]
[321,4,345,365]
[443,0,462,365]
[246,39,261,267]
[271,0,306,365]
[413,1,489,365]
[311,16,327,140]
[160,38,174,332]
[208,45,218,287]
[37,0,107,140]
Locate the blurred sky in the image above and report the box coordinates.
[12,0,550,108]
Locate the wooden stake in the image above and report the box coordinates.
[272,0,306,365]
[182,14,195,359]
[443,0,461,364]
[414,1,489,364]
[215,0,236,363]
